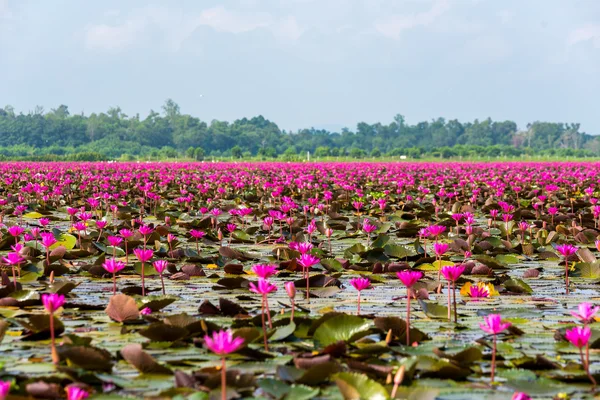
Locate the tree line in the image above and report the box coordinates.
[0,100,597,160]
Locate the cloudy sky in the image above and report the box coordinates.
[1,0,599,133]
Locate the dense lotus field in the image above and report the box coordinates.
[0,162,599,400]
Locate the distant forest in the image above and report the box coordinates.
[0,100,596,160]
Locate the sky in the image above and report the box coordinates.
[1,0,599,134]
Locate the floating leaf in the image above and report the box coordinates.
[49,233,77,250]
[418,300,449,320]
[503,278,533,294]
[572,261,600,278]
[57,345,114,372]
[334,372,390,400]
[23,212,44,219]
[120,343,173,375]
[105,294,140,323]
[269,322,296,342]
[384,244,410,259]
[136,295,178,312]
[313,314,371,347]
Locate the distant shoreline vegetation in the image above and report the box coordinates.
[0,100,597,161]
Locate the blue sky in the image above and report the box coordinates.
[1,0,599,134]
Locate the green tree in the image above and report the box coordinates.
[194,147,205,161]
[231,145,243,159]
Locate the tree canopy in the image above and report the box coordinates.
[0,100,597,159]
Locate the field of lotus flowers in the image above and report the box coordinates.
[0,161,599,400]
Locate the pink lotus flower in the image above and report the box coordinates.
[297,253,319,269]
[133,248,153,263]
[140,307,152,315]
[96,220,107,230]
[362,219,377,234]
[556,243,577,294]
[433,242,449,257]
[556,244,578,257]
[42,293,65,313]
[349,277,370,315]
[349,277,370,291]
[189,229,205,252]
[0,380,10,399]
[249,278,277,295]
[204,328,245,400]
[103,258,126,294]
[396,270,422,346]
[252,264,277,279]
[296,242,313,254]
[250,278,277,344]
[2,252,24,266]
[297,253,320,301]
[134,248,153,296]
[39,218,50,227]
[511,393,531,400]
[480,314,511,384]
[571,302,599,324]
[72,221,87,232]
[154,259,168,274]
[119,229,133,238]
[441,265,465,282]
[65,385,89,400]
[40,232,57,248]
[396,270,422,288]
[205,329,244,355]
[565,325,597,387]
[7,225,24,238]
[138,225,153,236]
[154,259,168,295]
[362,219,377,247]
[480,314,511,335]
[103,258,125,274]
[427,225,446,240]
[107,236,123,247]
[565,326,591,348]
[352,201,363,211]
[441,265,465,322]
[2,251,24,289]
[42,293,65,365]
[469,285,490,298]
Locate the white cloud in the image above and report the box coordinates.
[568,24,600,48]
[374,0,450,39]
[197,6,272,34]
[85,18,146,51]
[84,5,304,52]
[272,16,304,41]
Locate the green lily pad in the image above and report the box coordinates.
[334,372,390,400]
[313,314,371,347]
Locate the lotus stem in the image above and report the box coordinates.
[49,312,58,365]
[406,287,411,346]
[141,261,146,296]
[452,281,458,323]
[160,273,165,296]
[221,357,227,400]
[491,334,497,384]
